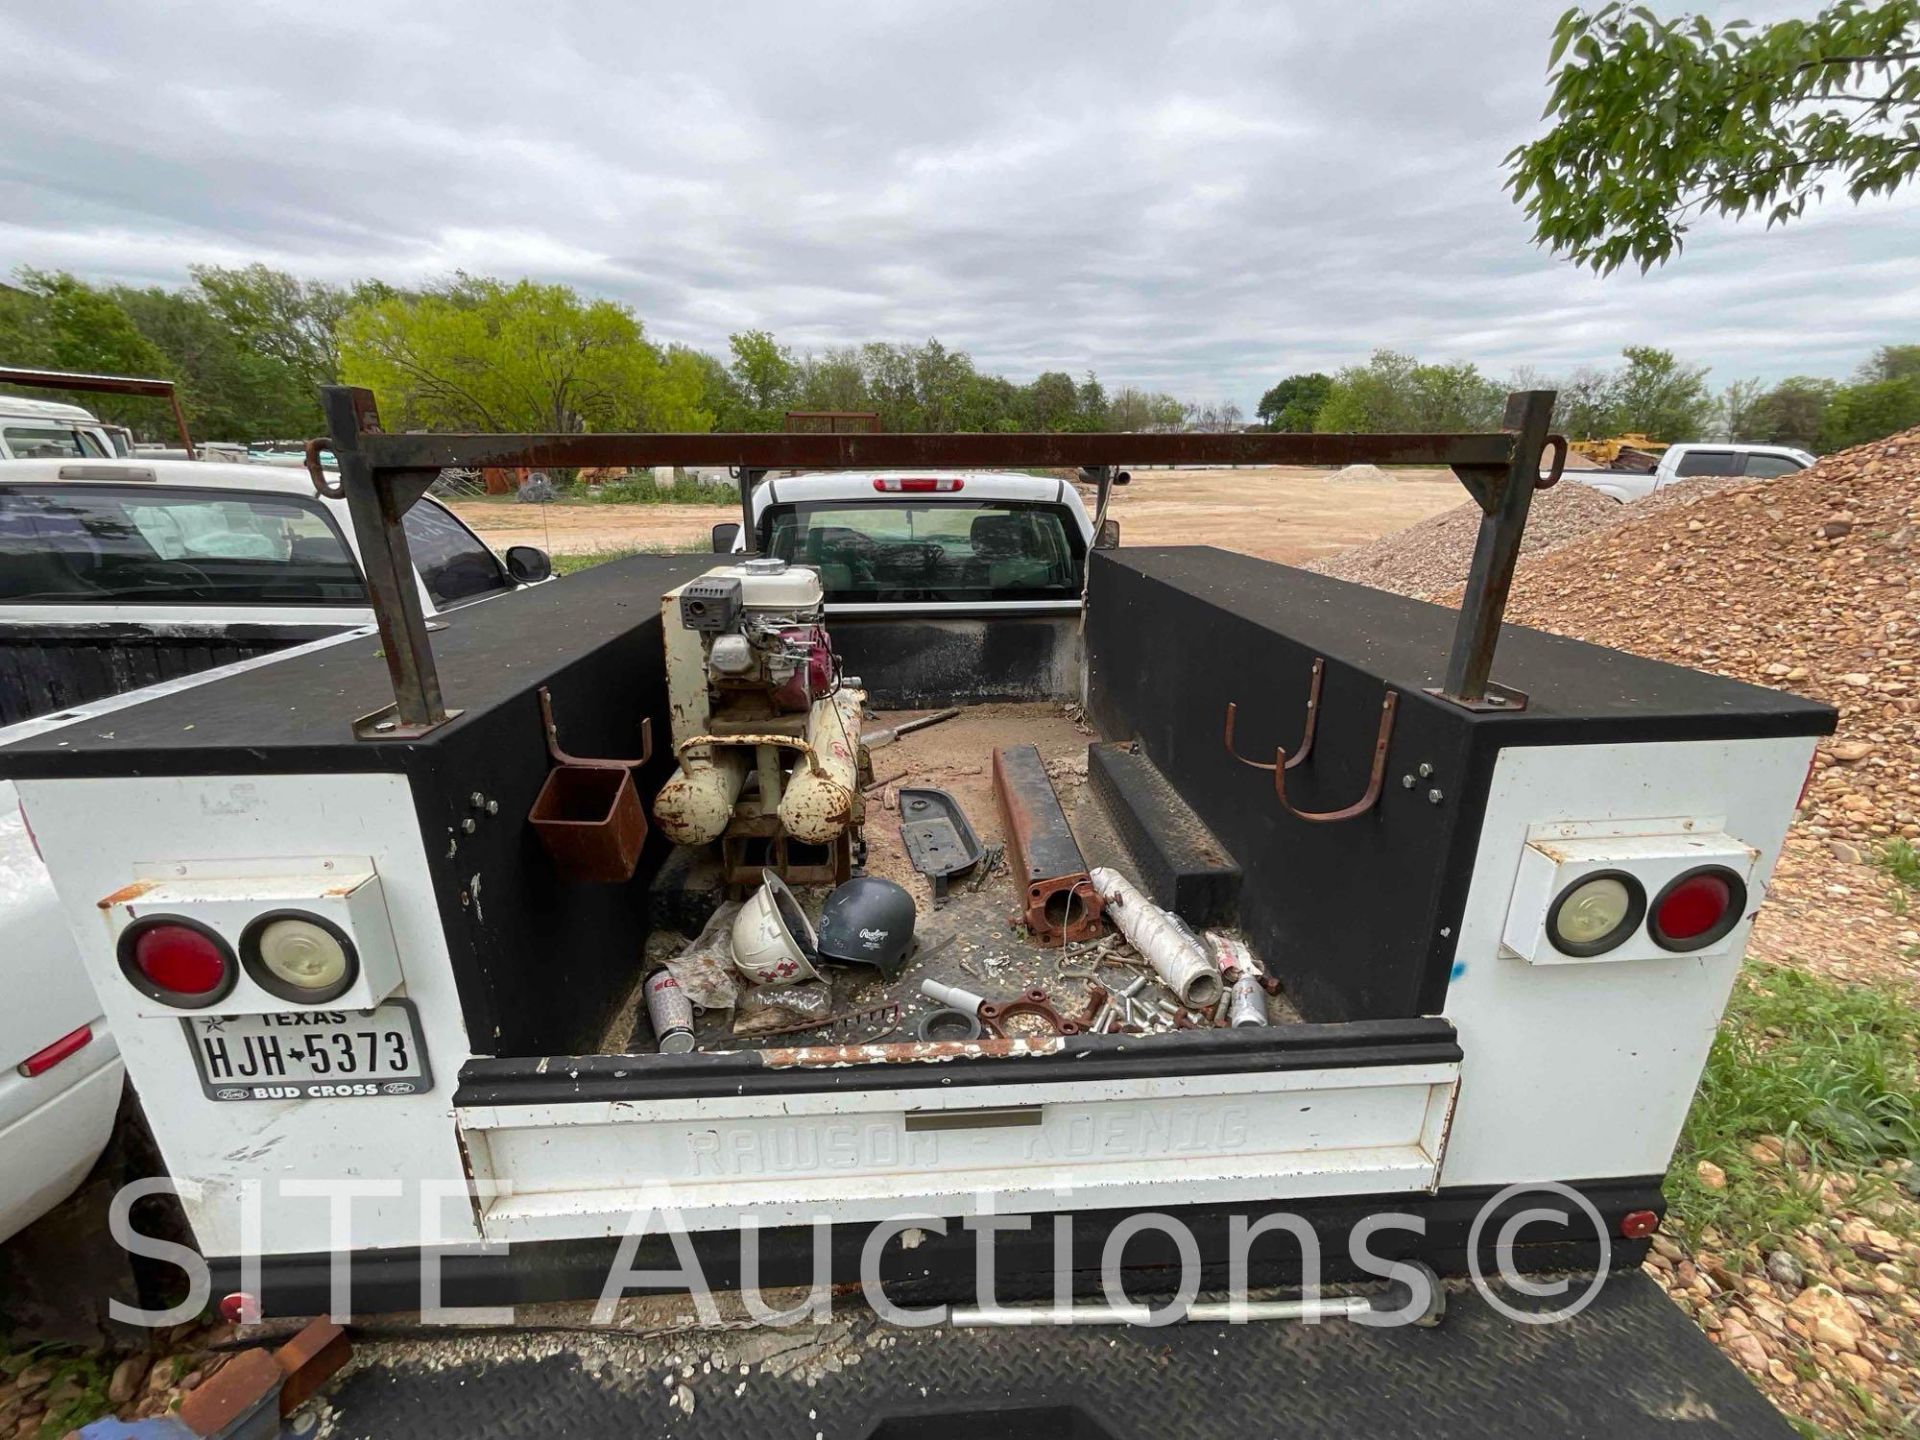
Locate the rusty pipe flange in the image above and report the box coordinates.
[977,988,1083,1039]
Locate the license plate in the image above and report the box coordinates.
[184,999,432,1102]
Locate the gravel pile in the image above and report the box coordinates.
[1487,438,1920,1436]
[1324,463,1394,483]
[1488,430,1919,850]
[1305,478,1626,597]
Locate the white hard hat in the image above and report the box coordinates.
[730,870,820,986]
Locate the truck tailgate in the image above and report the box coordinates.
[455,1032,1460,1238]
[313,1272,1793,1438]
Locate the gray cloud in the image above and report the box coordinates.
[1,0,1913,409]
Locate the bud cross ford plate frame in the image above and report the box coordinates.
[182,1000,432,1101]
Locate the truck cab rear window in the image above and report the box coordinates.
[4,426,108,460]
[761,500,1083,603]
[0,484,364,604]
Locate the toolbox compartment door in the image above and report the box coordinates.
[454,1022,1459,1241]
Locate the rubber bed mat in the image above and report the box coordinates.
[312,1273,1791,1438]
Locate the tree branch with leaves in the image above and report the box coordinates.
[1508,1,1920,272]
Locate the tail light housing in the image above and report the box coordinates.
[1649,866,1747,953]
[873,477,963,493]
[100,860,401,1016]
[1503,829,1759,965]
[117,916,238,1009]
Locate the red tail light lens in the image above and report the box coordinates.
[872,477,962,493]
[1649,867,1747,952]
[17,1024,92,1078]
[118,917,237,1008]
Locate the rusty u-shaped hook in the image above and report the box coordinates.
[1272,691,1398,823]
[1224,658,1323,772]
[539,685,653,770]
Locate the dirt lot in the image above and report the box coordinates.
[450,466,1464,564]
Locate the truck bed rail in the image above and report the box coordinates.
[319,386,1563,739]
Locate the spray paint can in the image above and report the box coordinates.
[1229,972,1269,1028]
[644,969,696,1053]
[1207,930,1257,979]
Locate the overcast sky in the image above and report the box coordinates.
[2,0,1913,410]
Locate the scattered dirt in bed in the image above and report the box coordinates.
[860,701,1094,910]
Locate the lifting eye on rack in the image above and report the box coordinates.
[1545,870,1647,958]
[1648,866,1747,953]
[117,915,238,1009]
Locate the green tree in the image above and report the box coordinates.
[1508,2,1920,272]
[1750,375,1836,447]
[1072,373,1110,431]
[1554,365,1622,438]
[1820,376,1920,448]
[1256,373,1332,431]
[1025,371,1081,431]
[113,284,315,440]
[1314,350,1419,431]
[1611,345,1713,439]
[794,347,870,413]
[0,270,175,432]
[339,276,709,433]
[1314,351,1504,432]
[1716,377,1768,440]
[1856,343,1920,381]
[1108,386,1187,431]
[190,264,355,402]
[725,330,798,429]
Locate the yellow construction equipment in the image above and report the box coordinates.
[1569,433,1669,469]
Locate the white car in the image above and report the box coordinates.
[1570,442,1815,503]
[0,455,552,724]
[0,776,125,1241]
[0,455,548,1243]
[719,470,1112,615]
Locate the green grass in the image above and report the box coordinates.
[551,541,707,575]
[457,477,735,506]
[1668,961,1920,1251]
[1,1344,114,1437]
[565,477,735,506]
[1876,840,1919,917]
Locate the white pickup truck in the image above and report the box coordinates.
[0,455,552,726]
[1570,442,1815,503]
[719,469,1116,615]
[0,394,125,461]
[0,390,1833,1437]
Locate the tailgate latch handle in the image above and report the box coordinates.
[903,1106,1044,1133]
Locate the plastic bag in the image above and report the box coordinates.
[733,980,834,1035]
[663,901,742,1011]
